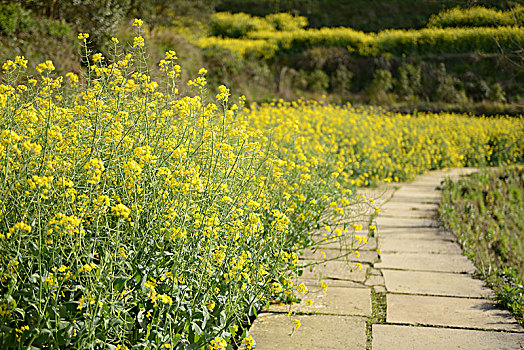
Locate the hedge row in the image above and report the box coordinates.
[199,26,524,58]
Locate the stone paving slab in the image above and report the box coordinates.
[296,278,363,288]
[375,252,476,273]
[377,230,456,242]
[249,314,367,349]
[382,269,493,297]
[319,237,377,251]
[300,248,378,263]
[380,202,439,212]
[387,294,523,332]
[365,274,385,287]
[372,324,524,350]
[380,209,436,218]
[268,286,371,316]
[375,217,438,227]
[379,237,462,254]
[392,190,441,200]
[300,260,368,282]
[384,196,440,204]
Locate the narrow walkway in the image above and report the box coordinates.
[248,168,524,349]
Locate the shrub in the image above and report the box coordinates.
[396,63,421,100]
[331,65,353,94]
[0,2,33,36]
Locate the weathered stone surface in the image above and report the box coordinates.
[375,217,437,228]
[373,285,386,293]
[372,324,524,350]
[392,190,441,200]
[249,314,367,349]
[380,208,436,218]
[300,248,378,263]
[381,202,439,212]
[319,236,377,251]
[268,286,371,316]
[377,230,456,242]
[375,253,476,273]
[368,268,382,276]
[379,237,462,254]
[382,269,493,297]
[364,274,385,287]
[387,294,523,331]
[385,196,440,204]
[297,278,363,288]
[300,260,368,282]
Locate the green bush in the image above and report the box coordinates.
[331,65,353,94]
[0,2,33,36]
[396,63,421,100]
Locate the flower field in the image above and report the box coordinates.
[0,26,523,349]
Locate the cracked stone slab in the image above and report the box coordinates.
[297,278,363,288]
[364,274,385,287]
[377,230,456,242]
[319,236,377,251]
[375,253,476,273]
[392,190,441,200]
[382,269,493,297]
[373,285,386,293]
[372,324,524,350]
[300,260,368,282]
[375,217,438,228]
[385,196,440,205]
[387,294,523,331]
[300,248,378,263]
[267,286,371,316]
[379,237,462,254]
[380,201,439,214]
[380,209,436,218]
[248,314,367,349]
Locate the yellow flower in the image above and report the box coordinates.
[77,33,89,40]
[207,301,216,311]
[36,60,55,73]
[133,18,144,28]
[133,36,145,48]
[242,335,255,349]
[92,53,104,63]
[209,337,226,350]
[112,204,131,219]
[293,318,301,329]
[297,282,308,295]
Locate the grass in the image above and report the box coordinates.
[439,167,524,325]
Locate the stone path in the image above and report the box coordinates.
[248,168,524,349]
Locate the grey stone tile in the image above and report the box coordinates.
[382,269,493,297]
[248,314,367,349]
[372,324,524,350]
[387,294,523,331]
